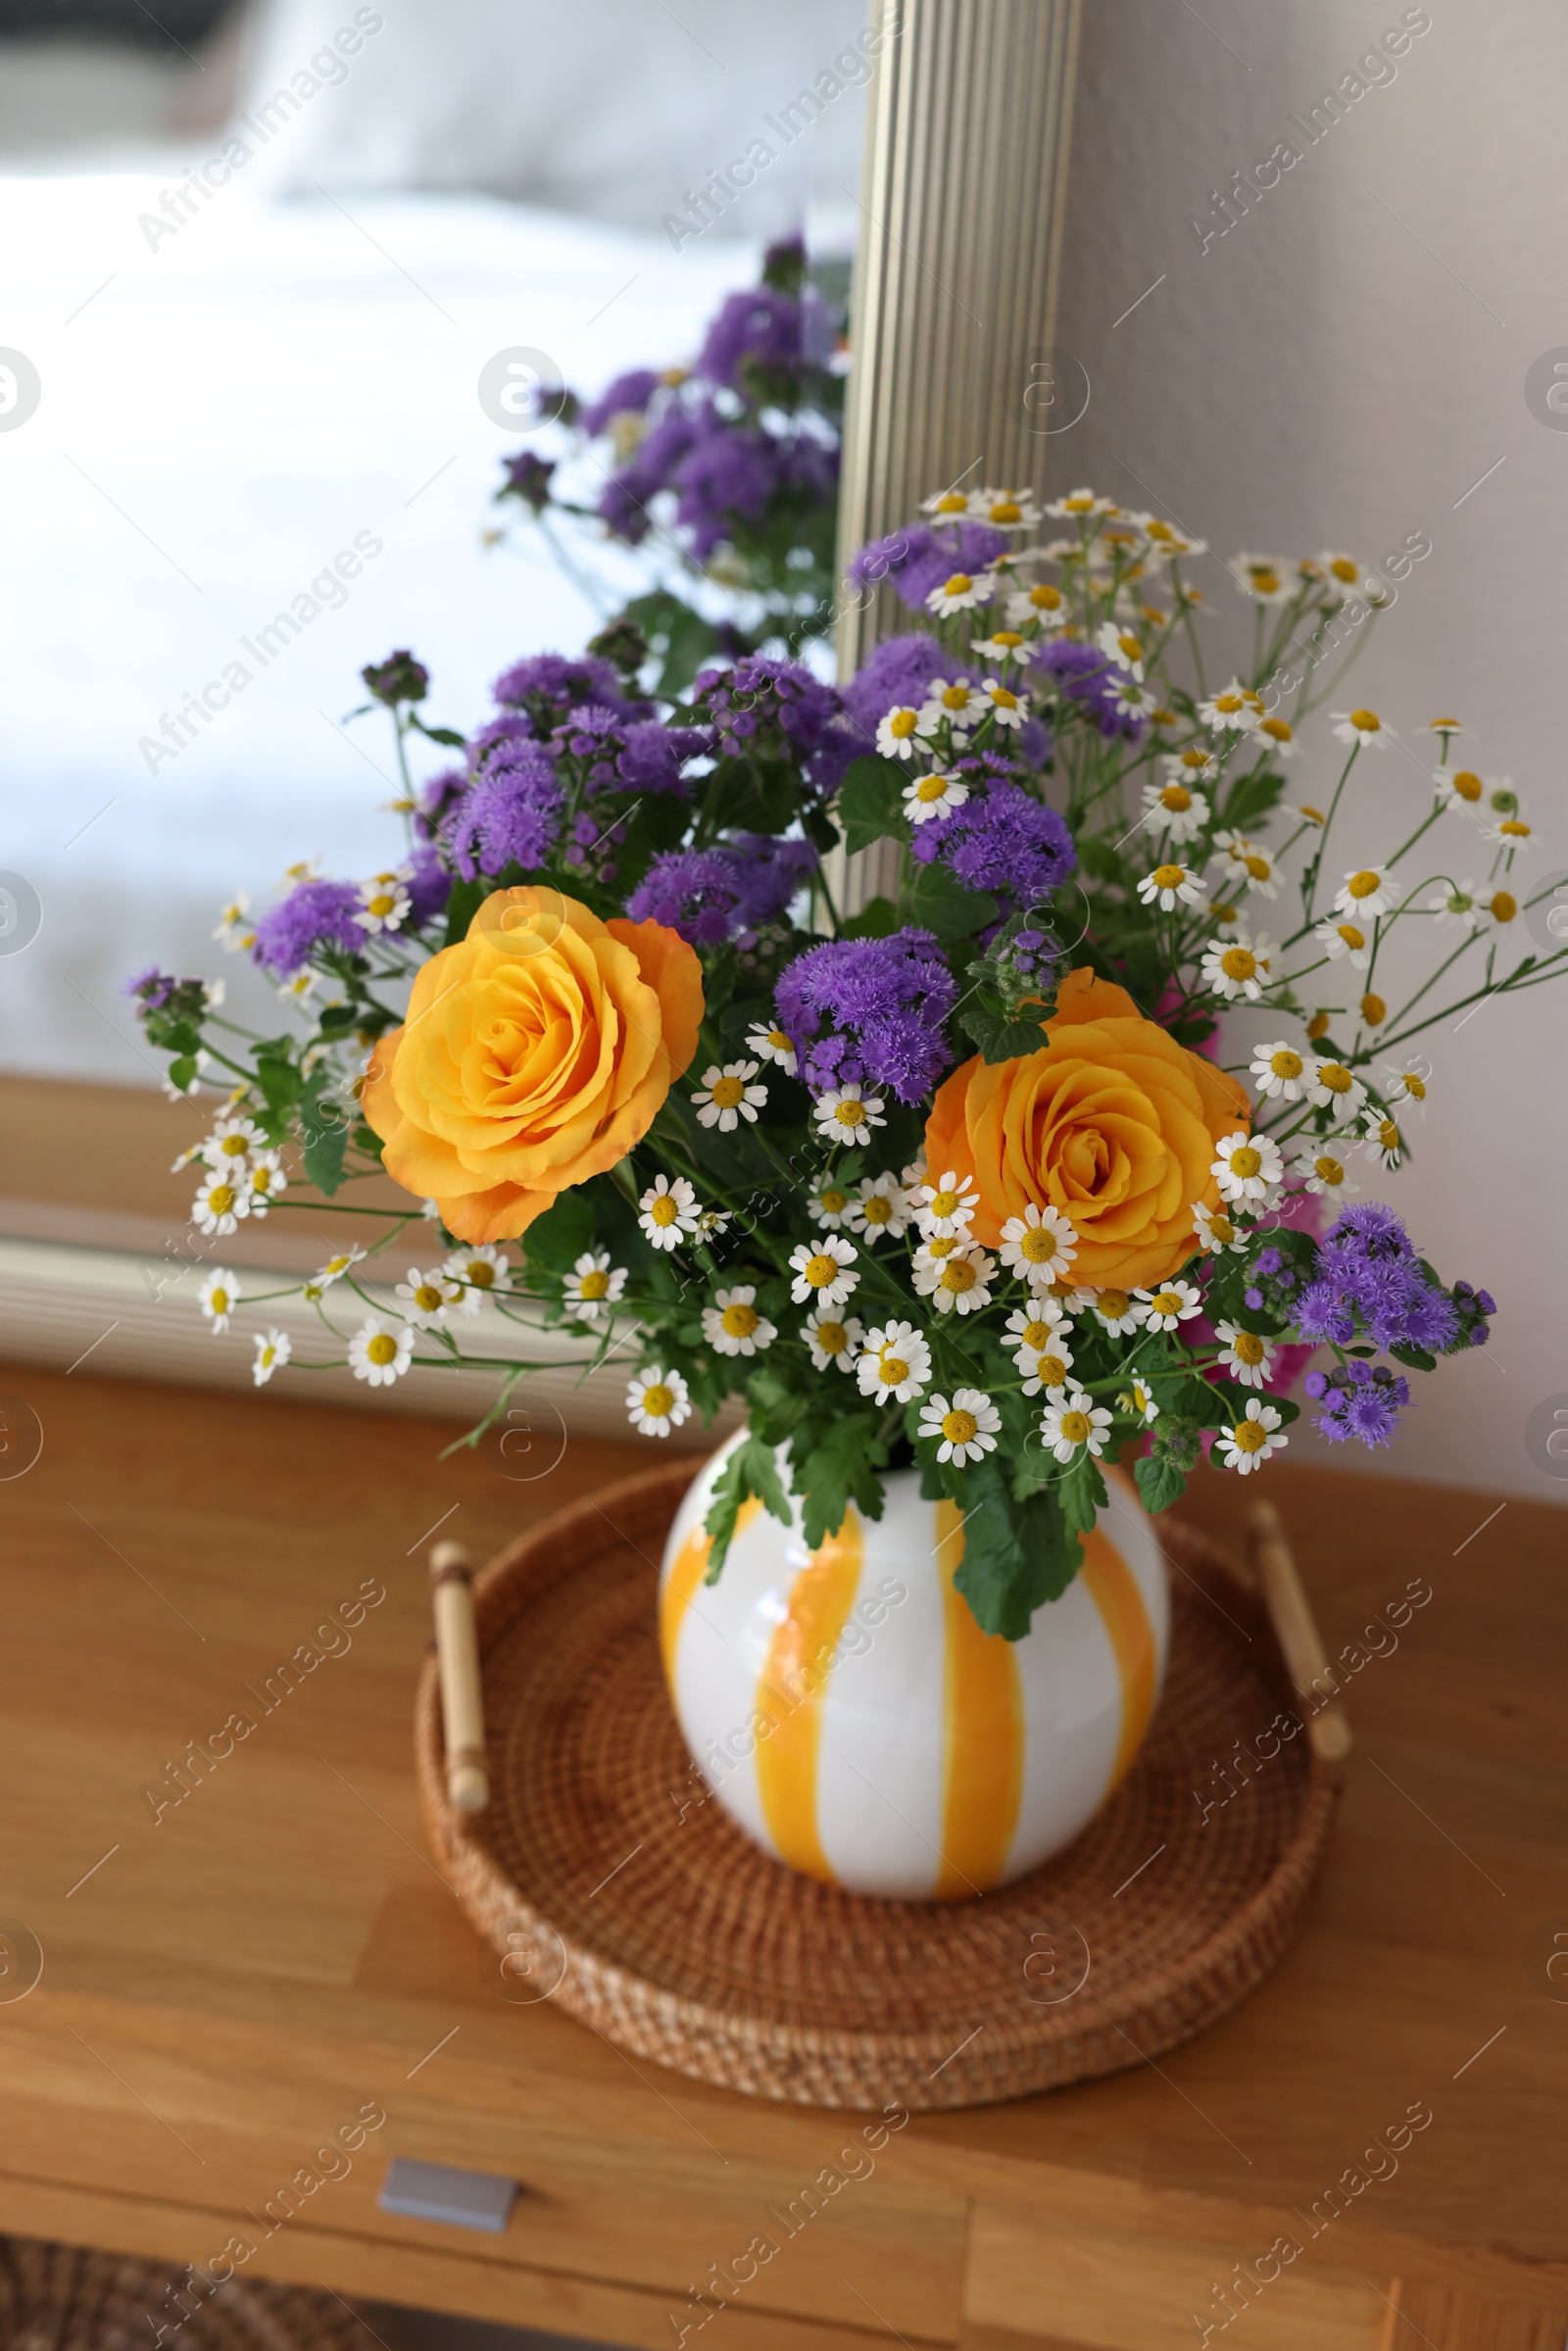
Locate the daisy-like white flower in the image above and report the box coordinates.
[1250,1041,1312,1102]
[1040,1388,1114,1465]
[1136,1278,1202,1333]
[915,1170,978,1238]
[1197,679,1260,734]
[198,1267,240,1332]
[1228,553,1292,605]
[1087,1287,1148,1336]
[1253,713,1298,760]
[563,1250,626,1323]
[1005,579,1068,629]
[1304,1059,1367,1123]
[356,868,412,934]
[926,569,996,617]
[702,1286,777,1358]
[1476,886,1519,932]
[192,1170,249,1237]
[691,1060,767,1132]
[626,1366,691,1438]
[1332,867,1392,921]
[845,1172,911,1242]
[1141,777,1209,844]
[1105,673,1157,724]
[202,1113,264,1172]
[1096,619,1147,679]
[1384,1064,1431,1116]
[808,1181,855,1230]
[916,677,985,737]
[1200,929,1275,1002]
[971,629,1027,663]
[443,1243,512,1309]
[278,968,318,1004]
[1315,552,1363,595]
[1331,708,1396,752]
[970,488,1042,529]
[316,1244,367,1288]
[1213,1320,1277,1389]
[245,1150,287,1214]
[746,1022,799,1075]
[696,1208,732,1241]
[1005,1306,1074,1397]
[348,1317,416,1387]
[1138,859,1207,914]
[857,1320,932,1403]
[804,1309,863,1373]
[917,1389,1002,1468]
[1361,1109,1406,1169]
[903,769,969,824]
[788,1236,858,1308]
[1420,878,1475,928]
[1212,831,1282,899]
[1432,766,1487,816]
[1046,486,1116,519]
[1117,1379,1161,1427]
[813,1084,886,1141]
[1292,1147,1358,1203]
[1485,815,1534,849]
[213,890,253,950]
[998,1202,1077,1286]
[396,1265,460,1331]
[638,1174,701,1251]
[1216,1397,1287,1475]
[922,487,974,518]
[982,677,1028,728]
[251,1327,291,1387]
[876,706,924,759]
[1427,714,1465,741]
[1208,898,1245,938]
[918,1244,997,1316]
[1314,916,1372,969]
[1192,1200,1247,1253]
[1211,1132,1283,1205]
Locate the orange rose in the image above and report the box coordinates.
[925,967,1250,1290]
[362,885,703,1243]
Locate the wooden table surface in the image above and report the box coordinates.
[1,1362,1564,2351]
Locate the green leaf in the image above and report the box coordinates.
[951,1459,1081,1640]
[167,1054,197,1095]
[1135,1451,1187,1515]
[301,1115,349,1196]
[520,1187,597,1274]
[908,861,1001,943]
[841,895,899,941]
[791,1415,888,1549]
[704,1435,792,1579]
[1058,1454,1108,1543]
[836,757,910,856]
[443,877,487,949]
[1221,768,1287,833]
[414,720,467,748]
[1390,1342,1438,1372]
[959,1001,1052,1063]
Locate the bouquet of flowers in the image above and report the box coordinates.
[489,234,846,693]
[131,483,1559,1638]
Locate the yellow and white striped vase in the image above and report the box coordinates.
[659,1432,1170,1901]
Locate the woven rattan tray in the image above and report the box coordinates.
[415,1463,1341,2111]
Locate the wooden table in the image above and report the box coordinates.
[1,1364,1563,2351]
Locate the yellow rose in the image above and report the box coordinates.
[362,885,703,1243]
[925,967,1250,1290]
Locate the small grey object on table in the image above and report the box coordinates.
[378,2156,516,2233]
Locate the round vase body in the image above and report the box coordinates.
[659,1434,1170,1901]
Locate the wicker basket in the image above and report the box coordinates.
[0,2233,368,2351]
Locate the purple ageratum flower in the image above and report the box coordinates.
[416,765,468,842]
[491,651,640,729]
[730,834,818,931]
[849,521,1011,615]
[500,450,555,513]
[1297,1200,1461,1354]
[1309,1359,1412,1449]
[775,928,957,1104]
[696,655,842,763]
[841,633,956,739]
[671,425,782,558]
[251,880,363,979]
[908,778,1077,906]
[405,847,451,928]
[1031,637,1146,742]
[579,367,662,438]
[695,286,803,391]
[598,405,701,544]
[469,712,536,764]
[625,849,742,947]
[441,743,564,882]
[123,965,177,1009]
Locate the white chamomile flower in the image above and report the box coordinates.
[920,1243,996,1316]
[901,1152,928,1190]
[923,487,977,518]
[1216,1397,1287,1475]
[213,891,253,950]
[1331,708,1396,751]
[1136,1278,1201,1332]
[1292,1147,1357,1203]
[198,1268,240,1332]
[998,1203,1077,1286]
[1141,516,1206,561]
[1212,831,1282,899]
[1314,552,1364,596]
[356,868,412,934]
[747,1022,799,1075]
[1046,487,1116,520]
[1253,712,1298,760]
[638,1174,700,1250]
[1005,1308,1074,1398]
[192,1170,250,1237]
[443,1244,513,1309]
[278,968,318,1004]
[856,1320,932,1403]
[903,769,969,824]
[564,1250,626,1323]
[1087,1287,1148,1336]
[348,1317,415,1387]
[1200,930,1274,1002]
[1361,1109,1406,1169]
[788,1236,858,1308]
[1040,1389,1113,1464]
[814,1084,886,1141]
[691,1060,767,1132]
[808,1181,856,1230]
[1214,1320,1277,1390]
[1427,715,1465,742]
[1197,679,1261,734]
[702,1286,776,1358]
[1138,859,1207,914]
[1305,1058,1367,1122]
[204,978,227,1011]
[1250,1041,1312,1102]
[396,1265,460,1331]
[316,1245,367,1288]
[917,1389,1001,1468]
[203,1114,263,1172]
[846,1172,911,1242]
[696,1208,732,1240]
[1211,1131,1283,1205]
[1106,672,1157,723]
[1141,777,1209,844]
[1006,579,1069,628]
[626,1366,691,1438]
[1332,867,1393,922]
[1314,916,1372,968]
[970,488,1042,529]
[1476,885,1520,932]
[1117,1379,1161,1426]
[1432,766,1487,817]
[245,1149,287,1214]
[804,1309,863,1373]
[1228,553,1292,606]
[971,629,1027,663]
[983,677,1028,728]
[876,706,924,759]
[1208,898,1246,938]
[1192,1200,1247,1254]
[916,1170,978,1238]
[1096,619,1146,679]
[1384,1064,1431,1116]
[251,1328,291,1387]
[1167,744,1220,784]
[916,677,984,736]
[1486,815,1533,850]
[926,569,996,617]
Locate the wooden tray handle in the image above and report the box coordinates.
[1247,1500,1353,1763]
[430,1540,489,1812]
